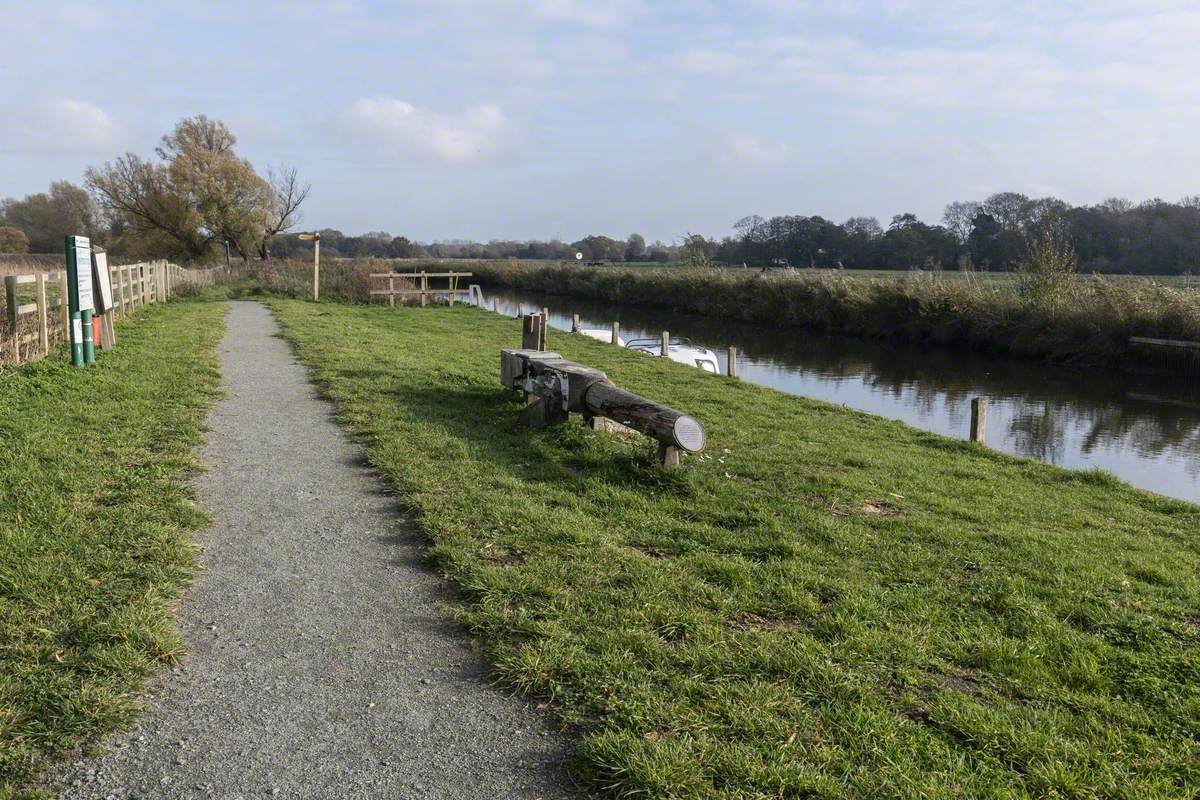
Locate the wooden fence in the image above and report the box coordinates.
[369,271,473,306]
[2,259,210,368]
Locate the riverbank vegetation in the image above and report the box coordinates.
[269,298,1200,799]
[0,302,224,796]
[470,260,1200,372]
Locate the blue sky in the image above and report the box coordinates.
[2,1,1198,242]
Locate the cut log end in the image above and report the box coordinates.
[673,415,705,453]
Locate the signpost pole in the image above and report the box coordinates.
[64,235,97,366]
[313,236,320,301]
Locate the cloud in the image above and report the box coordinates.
[718,131,792,166]
[345,98,511,162]
[529,0,641,29]
[0,98,120,154]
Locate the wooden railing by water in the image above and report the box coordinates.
[369,271,473,307]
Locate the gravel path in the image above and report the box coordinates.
[52,301,576,799]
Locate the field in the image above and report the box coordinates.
[267,298,1200,799]
[0,301,224,797]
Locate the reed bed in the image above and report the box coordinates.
[470,262,1200,371]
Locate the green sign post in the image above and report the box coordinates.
[65,234,95,367]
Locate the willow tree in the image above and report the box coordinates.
[87,115,308,262]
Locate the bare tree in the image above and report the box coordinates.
[258,164,311,259]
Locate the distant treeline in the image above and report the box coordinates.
[262,193,1200,275]
[4,161,1199,275]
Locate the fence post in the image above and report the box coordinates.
[660,331,670,357]
[5,275,16,329]
[420,271,428,307]
[36,273,48,356]
[388,274,395,307]
[572,313,580,332]
[493,298,499,313]
[5,276,17,360]
[59,272,69,335]
[727,346,738,377]
[113,263,124,318]
[448,272,456,306]
[970,398,987,443]
[611,321,620,345]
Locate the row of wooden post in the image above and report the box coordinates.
[493,297,989,446]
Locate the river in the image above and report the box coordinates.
[480,286,1200,503]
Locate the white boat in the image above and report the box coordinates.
[579,328,626,347]
[578,328,720,373]
[625,337,721,373]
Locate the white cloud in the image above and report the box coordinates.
[345,98,512,163]
[719,131,792,166]
[0,98,120,154]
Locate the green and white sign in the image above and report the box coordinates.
[65,234,95,367]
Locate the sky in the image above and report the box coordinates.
[2,0,1198,243]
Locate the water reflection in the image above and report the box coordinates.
[484,288,1200,502]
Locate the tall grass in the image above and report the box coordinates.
[470,262,1200,372]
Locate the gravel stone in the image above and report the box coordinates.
[49,301,576,799]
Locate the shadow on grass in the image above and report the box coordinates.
[382,381,699,495]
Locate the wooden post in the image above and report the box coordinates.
[970,398,987,443]
[5,275,17,360]
[542,307,549,321]
[611,321,620,345]
[572,313,580,332]
[493,298,499,313]
[727,346,738,377]
[657,442,681,468]
[448,271,456,306]
[660,331,670,357]
[123,264,133,314]
[312,237,321,301]
[420,271,428,307]
[35,273,48,355]
[114,263,125,319]
[522,313,546,351]
[516,302,523,318]
[59,271,69,334]
[388,274,395,307]
[99,312,114,350]
[5,275,16,329]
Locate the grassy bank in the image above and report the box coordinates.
[0,301,224,797]
[470,262,1200,373]
[268,298,1199,799]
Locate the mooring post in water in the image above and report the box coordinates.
[572,313,580,332]
[727,346,738,377]
[661,331,670,357]
[611,321,620,345]
[970,398,987,443]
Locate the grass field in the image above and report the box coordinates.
[268,298,1200,799]
[0,301,224,797]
